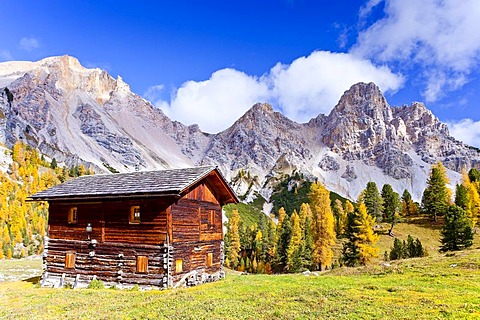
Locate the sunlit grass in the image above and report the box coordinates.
[1,249,480,319]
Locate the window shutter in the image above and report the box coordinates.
[68,207,78,224]
[130,206,141,223]
[175,259,183,273]
[206,253,213,267]
[65,252,76,269]
[136,256,148,273]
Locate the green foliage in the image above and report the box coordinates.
[468,168,480,183]
[440,205,474,252]
[455,184,469,209]
[270,172,312,216]
[381,184,401,235]
[362,181,384,222]
[87,279,105,289]
[50,158,57,169]
[223,203,268,228]
[388,235,426,261]
[422,165,449,222]
[102,162,120,174]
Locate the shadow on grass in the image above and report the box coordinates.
[23,276,40,284]
[405,214,443,230]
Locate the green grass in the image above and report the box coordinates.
[1,249,480,319]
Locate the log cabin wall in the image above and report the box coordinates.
[45,198,173,288]
[170,182,224,282]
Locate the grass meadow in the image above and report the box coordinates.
[1,220,480,319]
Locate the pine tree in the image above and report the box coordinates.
[276,217,292,271]
[422,163,450,222]
[440,205,474,252]
[381,184,401,235]
[309,182,335,270]
[342,202,379,266]
[227,209,241,268]
[50,158,57,169]
[362,181,384,222]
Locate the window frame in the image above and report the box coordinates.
[129,205,141,224]
[68,207,78,224]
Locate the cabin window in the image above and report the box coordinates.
[206,253,213,267]
[175,259,183,273]
[65,252,76,269]
[68,207,78,224]
[130,206,141,223]
[136,256,148,273]
[208,210,215,229]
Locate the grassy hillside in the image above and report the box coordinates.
[1,249,480,319]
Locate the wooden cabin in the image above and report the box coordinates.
[29,166,238,289]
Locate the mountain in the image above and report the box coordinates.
[0,55,479,202]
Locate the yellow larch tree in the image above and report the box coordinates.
[309,182,336,270]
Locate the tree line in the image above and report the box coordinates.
[0,141,93,259]
[224,162,479,273]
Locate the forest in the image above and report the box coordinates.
[224,162,480,274]
[0,142,92,259]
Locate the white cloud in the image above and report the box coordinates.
[151,51,403,132]
[269,51,403,122]
[352,0,480,102]
[162,68,269,133]
[19,37,40,51]
[447,119,480,148]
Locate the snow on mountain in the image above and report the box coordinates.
[0,55,478,202]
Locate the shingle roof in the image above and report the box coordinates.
[29,166,238,202]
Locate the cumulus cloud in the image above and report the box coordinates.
[19,37,40,51]
[269,51,403,122]
[151,51,403,133]
[162,68,269,133]
[352,0,480,102]
[447,119,480,148]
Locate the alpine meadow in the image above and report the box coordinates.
[2,1,480,319]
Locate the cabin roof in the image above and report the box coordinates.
[29,166,239,204]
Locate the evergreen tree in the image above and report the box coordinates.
[468,168,480,185]
[381,184,401,235]
[422,163,450,222]
[406,235,416,258]
[440,205,474,252]
[309,182,335,270]
[276,217,292,271]
[389,238,405,260]
[50,158,57,169]
[362,181,384,222]
[298,203,313,269]
[342,202,378,266]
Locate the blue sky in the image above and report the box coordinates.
[1,1,480,145]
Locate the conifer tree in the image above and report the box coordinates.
[381,184,401,235]
[422,163,450,222]
[309,182,335,270]
[226,209,241,268]
[333,199,347,237]
[459,170,480,228]
[276,217,292,271]
[345,200,354,215]
[362,181,384,222]
[298,203,313,269]
[440,205,474,252]
[342,202,378,266]
[401,189,417,216]
[286,212,302,272]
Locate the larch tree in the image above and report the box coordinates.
[421,163,450,222]
[333,199,347,237]
[342,201,379,266]
[309,182,335,271]
[362,181,384,222]
[401,189,417,216]
[286,211,302,272]
[460,170,480,228]
[381,184,401,236]
[226,209,241,268]
[298,203,313,269]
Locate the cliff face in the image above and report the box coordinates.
[1,55,478,201]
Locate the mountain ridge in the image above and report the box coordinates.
[0,55,478,203]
